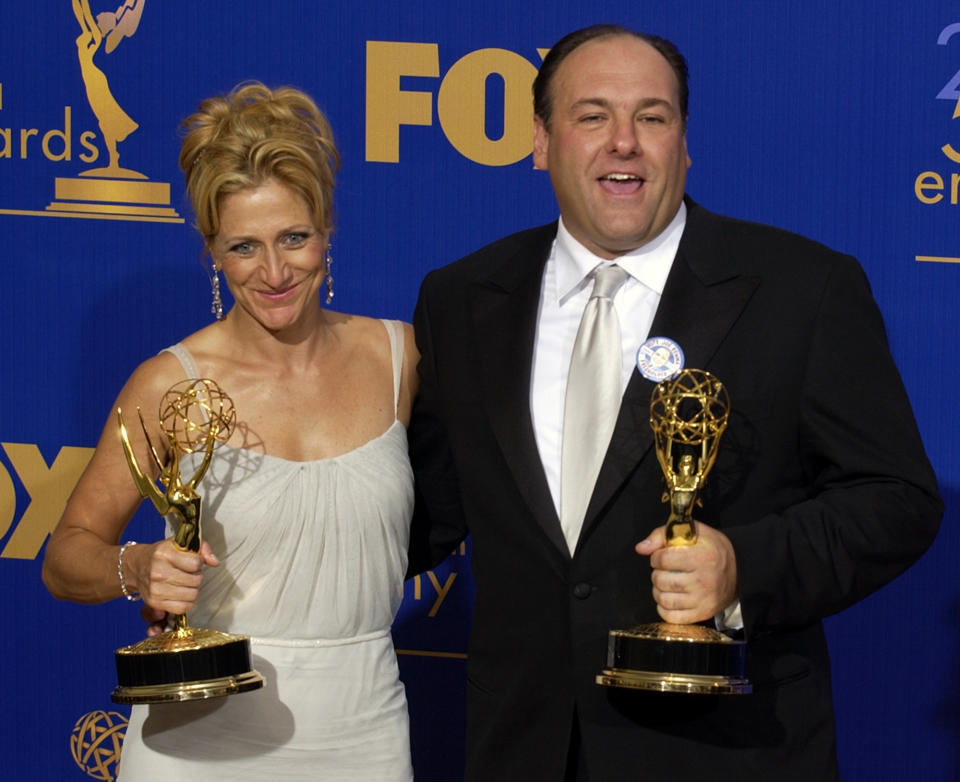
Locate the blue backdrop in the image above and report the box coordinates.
[1,2,957,780]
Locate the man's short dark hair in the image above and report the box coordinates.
[533,25,689,129]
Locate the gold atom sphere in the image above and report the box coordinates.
[650,368,730,444]
[70,709,126,781]
[158,378,236,453]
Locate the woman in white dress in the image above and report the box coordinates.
[42,82,418,780]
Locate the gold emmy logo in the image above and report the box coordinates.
[43,0,182,222]
[69,709,127,781]
[914,21,960,263]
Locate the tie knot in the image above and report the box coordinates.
[590,264,630,300]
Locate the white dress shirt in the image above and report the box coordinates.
[529,202,743,630]
[530,203,685,519]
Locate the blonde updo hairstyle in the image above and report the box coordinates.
[179,81,340,243]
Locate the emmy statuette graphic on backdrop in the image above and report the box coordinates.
[45,0,182,221]
[112,378,264,704]
[596,369,751,695]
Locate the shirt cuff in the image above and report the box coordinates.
[715,599,743,632]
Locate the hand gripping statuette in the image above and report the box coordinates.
[596,369,752,695]
[112,378,264,704]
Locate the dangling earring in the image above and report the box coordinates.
[210,265,224,321]
[324,243,334,305]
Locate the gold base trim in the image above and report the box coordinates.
[54,176,169,204]
[611,623,743,644]
[596,667,751,695]
[78,166,148,180]
[111,670,265,704]
[0,207,184,223]
[114,626,247,655]
[46,201,181,218]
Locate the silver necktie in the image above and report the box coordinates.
[560,264,630,553]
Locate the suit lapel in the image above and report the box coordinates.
[464,207,760,555]
[470,224,570,557]
[580,203,760,542]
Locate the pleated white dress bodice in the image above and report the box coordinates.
[117,320,414,781]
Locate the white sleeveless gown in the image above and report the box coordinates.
[117,320,414,781]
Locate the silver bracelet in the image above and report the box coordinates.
[117,541,141,602]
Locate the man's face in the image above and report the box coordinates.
[533,35,691,259]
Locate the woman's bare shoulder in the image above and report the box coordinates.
[119,345,194,411]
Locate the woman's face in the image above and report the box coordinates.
[209,178,327,334]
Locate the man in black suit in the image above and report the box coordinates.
[408,24,942,782]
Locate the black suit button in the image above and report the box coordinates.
[572,582,592,600]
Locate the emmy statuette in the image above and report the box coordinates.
[596,369,751,695]
[111,379,264,704]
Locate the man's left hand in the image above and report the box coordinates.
[635,521,738,624]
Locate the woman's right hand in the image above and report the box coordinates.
[123,538,220,616]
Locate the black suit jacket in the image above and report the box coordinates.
[408,200,942,782]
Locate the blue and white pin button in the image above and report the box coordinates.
[636,337,684,382]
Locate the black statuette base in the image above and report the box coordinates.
[112,627,264,704]
[596,623,751,695]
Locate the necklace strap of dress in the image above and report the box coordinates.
[160,342,200,378]
[380,319,403,418]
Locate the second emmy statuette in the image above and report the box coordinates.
[111,378,264,704]
[596,369,751,695]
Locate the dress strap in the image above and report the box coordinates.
[160,342,200,378]
[380,319,404,418]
